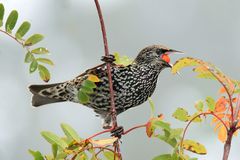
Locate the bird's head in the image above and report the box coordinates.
[134,45,182,68]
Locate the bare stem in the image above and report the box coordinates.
[180,112,228,152]
[233,94,240,121]
[94,0,120,159]
[0,29,25,46]
[123,124,147,135]
[205,66,234,123]
[222,127,234,160]
[94,0,117,128]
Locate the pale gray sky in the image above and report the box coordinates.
[0,0,240,159]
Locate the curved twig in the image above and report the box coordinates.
[180,112,228,152]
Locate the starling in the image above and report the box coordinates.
[29,45,181,128]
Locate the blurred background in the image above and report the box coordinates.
[0,0,240,159]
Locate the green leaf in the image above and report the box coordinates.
[5,10,18,32]
[156,129,177,148]
[0,3,4,27]
[190,113,202,123]
[195,100,204,112]
[153,120,171,132]
[153,154,172,160]
[52,144,58,158]
[235,89,240,94]
[80,86,94,94]
[82,80,97,89]
[41,131,68,149]
[61,123,81,142]
[36,58,54,65]
[169,128,183,139]
[78,91,90,104]
[31,47,49,54]
[113,52,132,66]
[56,152,68,159]
[25,34,44,46]
[45,155,54,160]
[29,60,38,73]
[206,96,215,111]
[38,64,50,82]
[172,108,190,122]
[24,52,34,63]
[148,97,155,117]
[15,21,31,38]
[182,139,207,155]
[103,151,118,160]
[28,149,44,160]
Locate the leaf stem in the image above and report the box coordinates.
[0,28,24,46]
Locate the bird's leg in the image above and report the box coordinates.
[111,126,124,138]
[101,54,115,64]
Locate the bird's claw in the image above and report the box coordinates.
[111,126,124,138]
[101,54,116,64]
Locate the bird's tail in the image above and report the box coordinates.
[29,83,66,107]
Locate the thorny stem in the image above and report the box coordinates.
[94,0,120,159]
[180,112,228,153]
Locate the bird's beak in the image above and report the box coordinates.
[168,49,184,55]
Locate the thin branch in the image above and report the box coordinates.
[94,1,120,159]
[94,0,117,128]
[86,127,114,140]
[233,93,240,121]
[123,124,147,135]
[180,112,229,152]
[0,29,25,46]
[205,66,234,123]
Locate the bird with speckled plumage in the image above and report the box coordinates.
[29,45,181,128]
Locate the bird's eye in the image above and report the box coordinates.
[161,54,170,63]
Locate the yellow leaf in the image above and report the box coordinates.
[87,74,100,82]
[172,57,235,95]
[89,137,118,147]
[218,126,227,143]
[171,57,200,74]
[182,139,207,155]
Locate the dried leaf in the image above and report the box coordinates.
[89,137,118,147]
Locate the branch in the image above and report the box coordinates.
[123,124,147,135]
[205,66,234,123]
[233,93,240,122]
[94,0,117,128]
[0,29,26,48]
[180,112,229,152]
[94,1,120,159]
